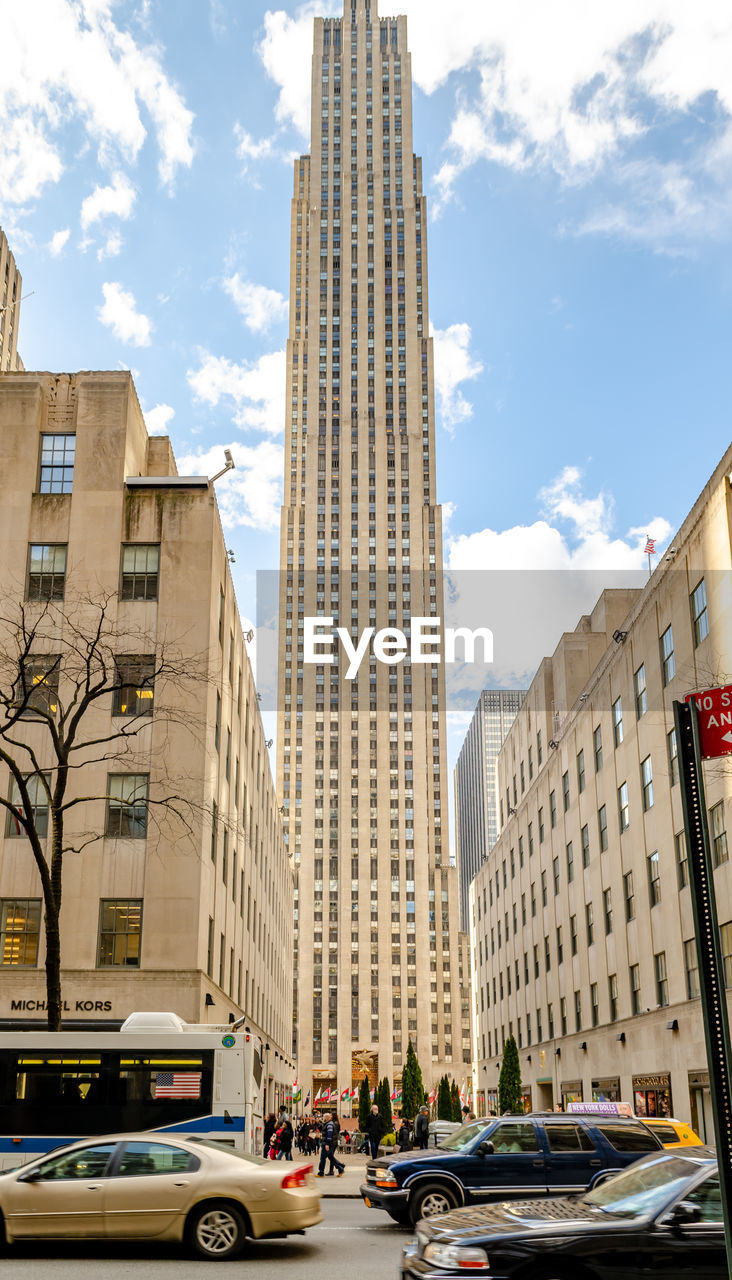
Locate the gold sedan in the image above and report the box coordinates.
[0,1133,322,1260]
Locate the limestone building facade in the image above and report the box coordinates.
[276,0,469,1103]
[0,229,24,372]
[0,371,294,1108]
[470,444,732,1138]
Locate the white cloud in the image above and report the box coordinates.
[431,322,484,432]
[81,172,136,229]
[187,348,286,436]
[223,274,288,333]
[448,465,673,572]
[0,0,194,204]
[48,227,70,256]
[175,440,283,531]
[96,230,122,260]
[144,403,175,435]
[234,123,276,166]
[98,281,152,347]
[259,2,340,136]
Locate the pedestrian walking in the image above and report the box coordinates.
[366,1103,385,1160]
[414,1105,430,1150]
[316,1112,345,1177]
[397,1118,411,1151]
[276,1114,294,1160]
[263,1111,277,1158]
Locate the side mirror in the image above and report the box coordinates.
[478,1141,494,1157]
[665,1201,702,1228]
[17,1168,43,1183]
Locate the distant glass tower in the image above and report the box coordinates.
[276,0,469,1102]
[454,690,526,930]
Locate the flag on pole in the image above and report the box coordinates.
[293,1087,302,1103]
[304,1091,311,1108]
[314,1088,322,1104]
[644,536,655,555]
[370,1088,375,1100]
[350,1087,358,1099]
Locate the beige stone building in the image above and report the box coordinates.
[276,0,470,1104]
[0,371,294,1109]
[0,229,24,372]
[470,443,732,1138]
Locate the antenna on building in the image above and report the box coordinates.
[209,449,235,483]
[245,629,254,643]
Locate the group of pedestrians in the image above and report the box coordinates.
[264,1100,477,1166]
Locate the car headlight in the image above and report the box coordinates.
[374,1171,399,1187]
[423,1242,489,1270]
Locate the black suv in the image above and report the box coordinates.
[360,1114,662,1227]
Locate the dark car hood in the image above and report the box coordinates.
[372,1147,458,1169]
[419,1196,644,1243]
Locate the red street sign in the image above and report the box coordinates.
[686,686,732,759]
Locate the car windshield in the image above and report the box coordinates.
[583,1153,698,1218]
[438,1121,489,1151]
[190,1139,266,1165]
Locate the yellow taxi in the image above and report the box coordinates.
[641,1117,703,1148]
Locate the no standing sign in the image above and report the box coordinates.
[685,685,732,759]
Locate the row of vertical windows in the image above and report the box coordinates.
[0,897,141,967]
[27,544,159,602]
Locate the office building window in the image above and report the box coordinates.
[667,728,679,787]
[97,899,142,967]
[581,824,590,868]
[630,963,641,1015]
[14,655,60,716]
[612,696,623,746]
[585,902,594,945]
[553,857,560,895]
[684,939,699,999]
[598,804,608,851]
[618,781,629,832]
[655,951,668,1006]
[566,842,574,883]
[624,870,635,921]
[39,433,75,493]
[593,724,603,771]
[609,973,618,1022]
[575,989,582,1032]
[721,921,732,988]
[562,771,570,811]
[5,773,50,838]
[120,544,160,601]
[634,664,647,718]
[603,887,613,935]
[0,899,41,966]
[691,579,709,646]
[647,851,661,906]
[105,774,148,838]
[659,625,675,686]
[577,749,585,793]
[675,830,689,888]
[550,790,557,828]
[570,914,577,955]
[112,656,155,716]
[591,983,599,1027]
[641,756,654,811]
[27,543,67,601]
[711,802,728,867]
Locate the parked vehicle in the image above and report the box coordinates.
[400,1147,723,1278]
[0,1131,321,1259]
[641,1117,703,1148]
[361,1113,662,1227]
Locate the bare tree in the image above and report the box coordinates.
[0,590,215,1030]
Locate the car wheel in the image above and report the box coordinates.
[187,1201,248,1260]
[410,1184,458,1226]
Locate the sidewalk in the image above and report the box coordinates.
[309,1151,369,1198]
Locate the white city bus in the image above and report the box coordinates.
[0,1011,265,1170]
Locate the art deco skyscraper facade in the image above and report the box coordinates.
[276,0,470,1098]
[0,228,24,372]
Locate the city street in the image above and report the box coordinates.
[6,1198,409,1279]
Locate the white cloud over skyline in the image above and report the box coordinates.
[98,280,152,346]
[223,274,288,332]
[81,173,136,230]
[176,439,283,530]
[432,322,484,432]
[187,348,286,436]
[144,402,175,435]
[48,227,70,256]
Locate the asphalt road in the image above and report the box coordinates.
[5,1197,411,1279]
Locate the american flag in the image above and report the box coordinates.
[645,536,656,555]
[154,1071,201,1099]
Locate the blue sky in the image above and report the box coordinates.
[3,0,732,771]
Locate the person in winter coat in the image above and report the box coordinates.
[397,1119,411,1151]
[414,1105,430,1150]
[276,1115,294,1160]
[366,1104,385,1160]
[263,1112,277,1158]
[316,1112,345,1177]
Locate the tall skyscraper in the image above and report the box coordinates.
[277,0,469,1100]
[454,690,526,930]
[0,228,24,372]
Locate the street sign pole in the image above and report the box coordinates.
[674,698,732,1275]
